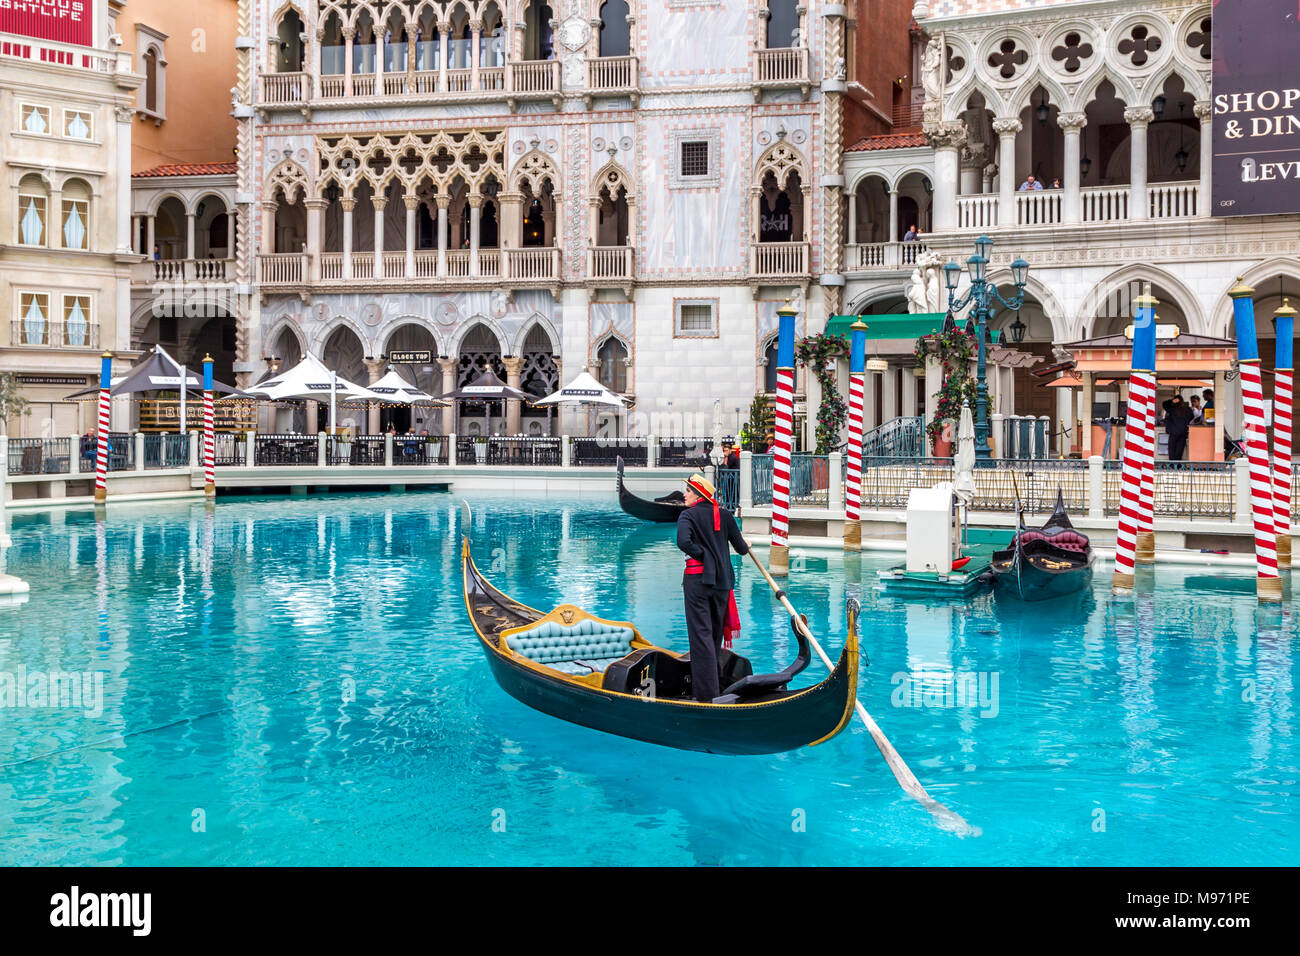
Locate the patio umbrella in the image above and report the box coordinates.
[64,344,245,399]
[365,368,448,407]
[534,370,627,438]
[441,367,532,437]
[242,354,387,431]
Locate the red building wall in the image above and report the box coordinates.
[844,0,916,146]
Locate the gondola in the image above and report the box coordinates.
[462,538,859,754]
[616,455,692,522]
[989,490,1095,601]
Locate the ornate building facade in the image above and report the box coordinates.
[234,0,875,438]
[843,0,1298,456]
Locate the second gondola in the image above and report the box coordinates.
[989,491,1095,601]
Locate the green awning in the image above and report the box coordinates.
[824,313,946,341]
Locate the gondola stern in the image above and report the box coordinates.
[808,617,860,747]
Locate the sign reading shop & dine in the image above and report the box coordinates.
[1212,0,1300,217]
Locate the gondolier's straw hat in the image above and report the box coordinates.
[684,474,721,530]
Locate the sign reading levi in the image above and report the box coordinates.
[0,0,92,46]
[1212,0,1300,217]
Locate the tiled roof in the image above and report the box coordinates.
[845,132,928,152]
[133,163,237,178]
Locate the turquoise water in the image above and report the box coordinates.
[0,492,1295,866]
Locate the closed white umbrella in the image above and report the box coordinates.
[954,401,976,503]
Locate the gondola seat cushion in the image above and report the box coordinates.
[504,618,636,671]
[1018,530,1090,552]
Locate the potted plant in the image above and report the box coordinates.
[914,324,977,459]
[428,435,443,461]
[473,434,488,463]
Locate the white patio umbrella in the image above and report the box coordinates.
[534,370,627,437]
[243,354,387,431]
[954,401,976,553]
[365,368,448,407]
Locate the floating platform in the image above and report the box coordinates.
[876,528,1011,598]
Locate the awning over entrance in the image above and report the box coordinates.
[824,313,947,341]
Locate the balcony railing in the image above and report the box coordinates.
[587,55,637,93]
[751,241,809,279]
[589,245,634,281]
[506,248,559,280]
[258,253,306,284]
[752,47,810,87]
[261,72,310,104]
[1081,185,1129,223]
[956,194,999,231]
[267,247,559,286]
[132,259,234,283]
[10,320,101,349]
[1017,190,1062,226]
[508,60,561,97]
[951,181,1202,231]
[845,241,930,271]
[1150,181,1199,219]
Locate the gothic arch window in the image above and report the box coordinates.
[598,0,631,58]
[523,0,555,60]
[762,336,779,393]
[17,174,48,247]
[592,163,632,246]
[755,142,807,243]
[143,47,160,111]
[275,9,305,73]
[521,324,559,397]
[596,335,629,394]
[458,323,506,385]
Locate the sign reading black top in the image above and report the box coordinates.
[389,350,433,364]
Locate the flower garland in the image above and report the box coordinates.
[914,325,977,449]
[795,332,850,454]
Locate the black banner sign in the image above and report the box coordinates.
[389,350,433,364]
[17,375,89,386]
[1212,0,1300,217]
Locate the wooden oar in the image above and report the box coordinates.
[741,540,979,837]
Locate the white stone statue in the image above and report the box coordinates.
[906,251,945,314]
[921,38,943,105]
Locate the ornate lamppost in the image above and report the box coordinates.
[942,234,1030,461]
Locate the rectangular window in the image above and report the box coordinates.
[62,295,92,348]
[19,103,51,135]
[63,109,93,139]
[62,200,89,250]
[18,292,50,346]
[17,193,46,246]
[680,140,710,178]
[675,299,717,338]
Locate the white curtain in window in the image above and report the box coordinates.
[63,203,86,249]
[65,299,88,347]
[67,113,90,138]
[23,107,47,133]
[20,197,44,245]
[23,297,47,345]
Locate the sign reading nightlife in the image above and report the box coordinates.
[0,0,92,46]
[1212,0,1300,217]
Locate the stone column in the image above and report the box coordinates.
[146,214,156,258]
[846,189,857,245]
[1213,369,1226,461]
[902,366,918,419]
[499,192,523,249]
[364,357,386,434]
[1195,99,1213,217]
[993,117,1021,228]
[881,367,898,422]
[438,20,450,91]
[375,29,385,92]
[49,186,63,249]
[438,357,458,435]
[373,196,386,278]
[186,212,197,260]
[502,355,525,435]
[888,189,899,243]
[436,195,449,276]
[261,201,276,254]
[924,353,941,432]
[1080,371,1094,457]
[341,197,355,278]
[469,19,481,89]
[959,144,983,196]
[1126,106,1154,221]
[1059,111,1086,224]
[927,123,966,232]
[468,195,482,275]
[344,29,354,95]
[404,195,418,277]
[305,199,326,281]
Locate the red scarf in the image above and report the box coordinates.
[684,559,742,649]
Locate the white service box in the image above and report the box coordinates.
[905,482,959,574]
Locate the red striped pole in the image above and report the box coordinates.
[203,354,216,498]
[1112,285,1158,592]
[843,319,868,551]
[93,351,113,505]
[1133,368,1157,565]
[1271,299,1294,570]
[1230,280,1282,602]
[770,301,797,575]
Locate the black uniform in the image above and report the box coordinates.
[1163,399,1194,461]
[676,499,749,702]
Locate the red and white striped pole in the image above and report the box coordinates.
[93,351,113,505]
[203,354,216,498]
[843,319,868,551]
[1134,365,1158,566]
[1230,279,1282,602]
[769,301,797,575]
[1112,285,1158,592]
[1271,299,1294,570]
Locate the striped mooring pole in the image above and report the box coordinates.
[1134,321,1158,567]
[93,351,113,505]
[843,319,868,551]
[1272,299,1295,570]
[203,354,216,498]
[1231,279,1282,602]
[1112,285,1158,592]
[769,300,797,576]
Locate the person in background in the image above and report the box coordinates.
[152,245,161,261]
[1202,389,1215,411]
[1162,394,1194,460]
[1018,174,1043,191]
[1189,395,1205,424]
[902,224,919,242]
[725,445,740,470]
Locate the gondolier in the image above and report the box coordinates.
[677,474,748,701]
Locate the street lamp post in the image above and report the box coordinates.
[942,234,1030,461]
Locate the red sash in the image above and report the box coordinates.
[684,559,742,649]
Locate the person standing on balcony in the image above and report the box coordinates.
[903,224,919,242]
[1162,394,1194,461]
[1018,175,1043,191]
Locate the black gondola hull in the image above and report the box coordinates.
[616,456,687,523]
[991,549,1096,601]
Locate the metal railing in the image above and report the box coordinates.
[327,435,386,465]
[997,416,1050,460]
[143,434,190,469]
[7,438,71,475]
[863,416,923,459]
[106,433,134,471]
[716,468,739,511]
[213,433,246,467]
[488,436,561,466]
[255,435,319,466]
[749,453,829,506]
[573,438,646,467]
[657,438,713,468]
[1103,460,1235,521]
